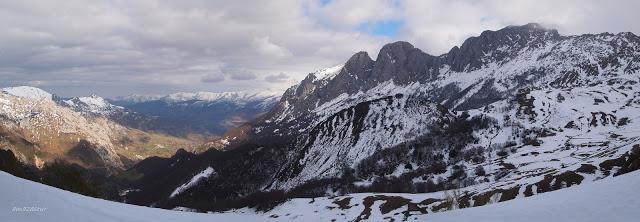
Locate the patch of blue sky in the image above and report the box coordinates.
[357,20,404,37]
[319,0,331,6]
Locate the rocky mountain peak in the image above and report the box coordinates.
[344,51,373,68]
[446,23,561,72]
[504,22,556,32]
[374,41,437,84]
[269,23,640,129]
[480,23,560,42]
[376,41,416,60]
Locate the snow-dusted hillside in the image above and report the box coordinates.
[270,94,451,189]
[0,171,258,222]
[61,95,123,116]
[2,170,639,222]
[268,169,640,221]
[0,86,193,169]
[413,171,640,222]
[1,86,53,101]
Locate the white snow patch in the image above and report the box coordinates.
[0,171,260,222]
[312,64,344,81]
[170,167,216,198]
[1,86,52,100]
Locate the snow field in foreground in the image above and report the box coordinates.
[1,170,639,222]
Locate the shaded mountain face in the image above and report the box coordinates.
[115,24,640,212]
[110,91,280,137]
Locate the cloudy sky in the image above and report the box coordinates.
[1,0,639,97]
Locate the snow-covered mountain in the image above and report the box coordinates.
[114,90,280,106]
[252,22,640,189]
[110,90,281,136]
[60,95,124,116]
[1,86,53,100]
[0,86,194,170]
[117,23,640,215]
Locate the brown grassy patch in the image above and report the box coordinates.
[472,186,520,207]
[332,197,352,210]
[576,164,597,174]
[419,198,441,206]
[379,196,411,214]
[354,195,427,222]
[431,201,451,212]
[531,171,584,195]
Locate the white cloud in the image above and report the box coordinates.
[398,0,640,54]
[251,36,293,59]
[0,0,638,97]
[201,74,225,83]
[264,73,290,83]
[222,67,258,81]
[0,0,388,96]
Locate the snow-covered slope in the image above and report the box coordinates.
[0,171,259,222]
[260,170,640,221]
[270,94,451,189]
[1,86,52,100]
[61,95,123,116]
[413,171,640,222]
[2,170,639,222]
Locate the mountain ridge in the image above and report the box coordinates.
[114,23,640,215]
[112,90,281,105]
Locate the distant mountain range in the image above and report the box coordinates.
[109,91,280,137]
